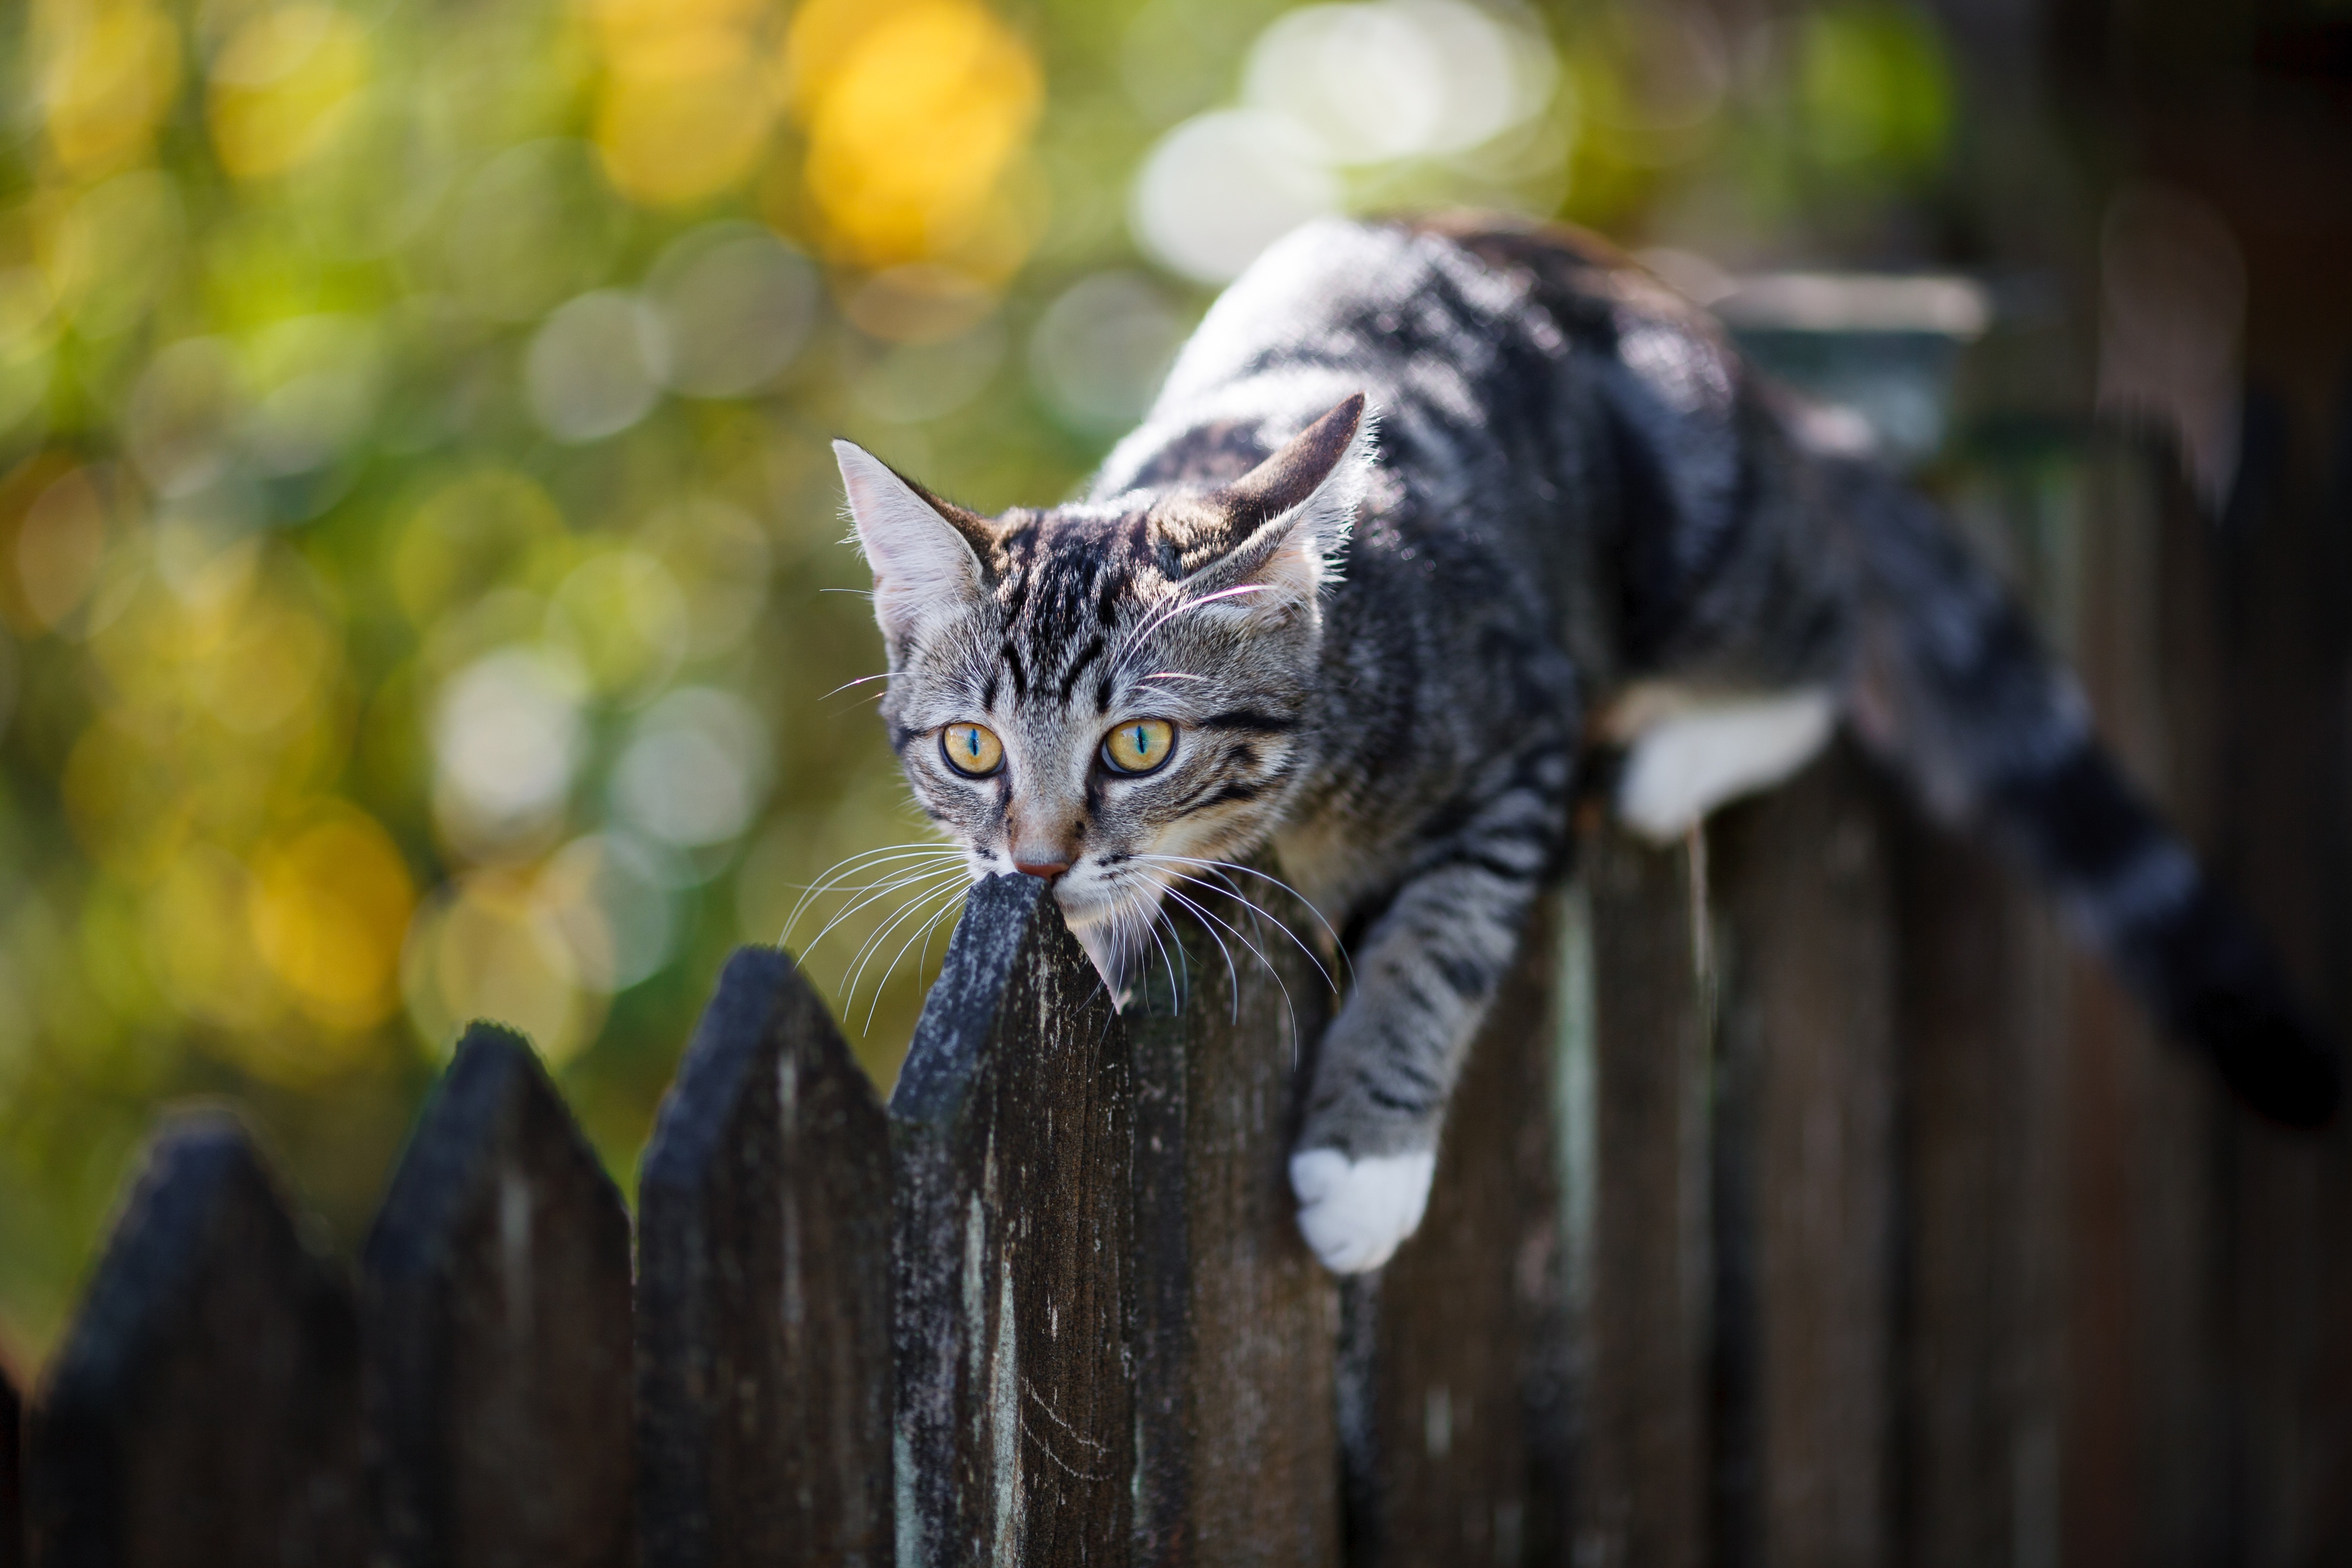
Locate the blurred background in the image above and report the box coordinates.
[0,0,2345,1379]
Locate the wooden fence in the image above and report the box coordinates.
[4,429,2351,1565]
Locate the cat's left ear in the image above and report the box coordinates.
[834,440,997,654]
[1158,394,1375,605]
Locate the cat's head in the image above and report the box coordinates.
[834,394,1373,979]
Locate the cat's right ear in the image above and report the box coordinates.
[834,440,990,653]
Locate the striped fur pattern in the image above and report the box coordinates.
[838,215,2339,1272]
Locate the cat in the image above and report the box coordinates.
[832,213,2341,1274]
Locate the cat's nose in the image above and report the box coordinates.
[1014,858,1072,882]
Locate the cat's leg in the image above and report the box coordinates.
[1290,742,1570,1272]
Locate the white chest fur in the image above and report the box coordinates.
[1602,683,1838,843]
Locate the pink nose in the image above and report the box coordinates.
[1014,859,1072,881]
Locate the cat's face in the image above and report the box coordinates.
[836,396,1370,979]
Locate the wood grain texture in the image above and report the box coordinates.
[1573,831,1712,1568]
[890,873,1135,1566]
[2062,435,2228,1567]
[1124,873,1341,1568]
[1713,746,1896,1568]
[25,1110,361,1568]
[1890,818,2065,1568]
[1342,894,1571,1568]
[361,1025,635,1568]
[637,946,892,1568]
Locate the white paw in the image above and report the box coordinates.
[1289,1149,1436,1274]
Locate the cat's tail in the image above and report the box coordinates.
[1831,457,2342,1128]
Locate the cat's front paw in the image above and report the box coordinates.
[1288,1148,1436,1273]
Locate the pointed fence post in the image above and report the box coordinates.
[890,873,1135,1566]
[637,946,893,1567]
[1123,872,1341,1568]
[24,1110,361,1567]
[361,1025,634,1567]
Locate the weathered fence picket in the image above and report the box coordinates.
[1341,892,1573,1567]
[361,1024,635,1567]
[24,1111,360,1567]
[1712,747,1898,1568]
[890,873,1136,1565]
[636,945,892,1568]
[1891,812,2069,1568]
[1566,827,1714,1568]
[1123,874,1341,1567]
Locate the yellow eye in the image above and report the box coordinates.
[1102,718,1175,774]
[940,723,1004,776]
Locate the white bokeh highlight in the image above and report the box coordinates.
[432,646,589,845]
[1130,0,1558,284]
[526,290,670,443]
[611,685,772,851]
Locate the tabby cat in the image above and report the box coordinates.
[833,215,2340,1273]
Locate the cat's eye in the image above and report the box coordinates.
[1102,718,1176,775]
[940,723,1004,777]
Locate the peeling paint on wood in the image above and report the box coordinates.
[891,874,1134,1566]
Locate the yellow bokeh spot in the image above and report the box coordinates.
[64,718,193,880]
[588,0,786,207]
[789,0,1042,274]
[207,5,372,181]
[401,868,605,1066]
[143,844,282,1034]
[12,466,111,632]
[391,469,566,624]
[248,804,415,1030]
[194,591,336,736]
[36,0,184,179]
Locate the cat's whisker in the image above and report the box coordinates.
[1145,898,1187,1009]
[821,671,891,701]
[803,864,970,955]
[810,869,968,969]
[1134,855,1347,991]
[1136,853,1342,946]
[783,845,968,937]
[856,883,968,1032]
[1111,584,1274,675]
[1159,880,1300,1032]
[792,842,968,887]
[785,841,964,902]
[1116,887,1185,1012]
[1138,671,1210,683]
[915,881,964,977]
[1156,884,1254,1026]
[837,871,972,1003]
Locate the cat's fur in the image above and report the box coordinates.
[836,214,2341,1273]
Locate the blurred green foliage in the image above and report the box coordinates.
[0,0,1956,1365]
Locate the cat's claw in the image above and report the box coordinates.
[1289,1148,1437,1273]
